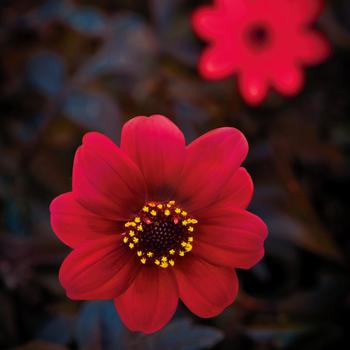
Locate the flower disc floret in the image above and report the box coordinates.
[123,200,198,268]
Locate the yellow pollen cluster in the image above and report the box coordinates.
[122,200,198,269]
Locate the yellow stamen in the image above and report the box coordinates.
[125,199,198,269]
[185,243,192,252]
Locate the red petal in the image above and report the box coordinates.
[271,65,304,96]
[59,236,138,300]
[194,167,253,215]
[72,132,146,221]
[121,115,186,200]
[198,45,239,80]
[289,0,324,24]
[238,72,269,105]
[193,207,268,269]
[177,128,248,213]
[220,167,253,209]
[50,192,118,248]
[114,267,178,334]
[192,6,225,40]
[175,257,238,318]
[296,31,331,65]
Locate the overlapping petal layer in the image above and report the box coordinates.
[51,115,268,334]
[59,236,139,300]
[73,132,146,221]
[50,192,117,248]
[178,127,248,213]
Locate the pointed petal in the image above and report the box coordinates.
[72,132,146,221]
[121,115,186,200]
[114,267,178,333]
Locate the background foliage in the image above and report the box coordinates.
[1,0,350,349]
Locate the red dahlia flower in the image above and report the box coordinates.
[50,115,267,333]
[192,0,331,105]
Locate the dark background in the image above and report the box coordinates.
[1,0,350,349]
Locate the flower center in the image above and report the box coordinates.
[246,23,271,50]
[122,200,198,268]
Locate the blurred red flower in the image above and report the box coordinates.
[50,115,267,333]
[192,0,331,105]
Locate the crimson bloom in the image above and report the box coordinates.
[50,115,267,333]
[192,0,331,105]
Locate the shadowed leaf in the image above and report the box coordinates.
[38,315,76,345]
[26,52,66,97]
[145,318,224,350]
[62,89,121,141]
[76,301,124,350]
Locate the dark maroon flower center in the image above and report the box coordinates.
[140,220,183,255]
[122,201,198,268]
[246,23,271,50]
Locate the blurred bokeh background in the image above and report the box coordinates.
[1,0,350,349]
